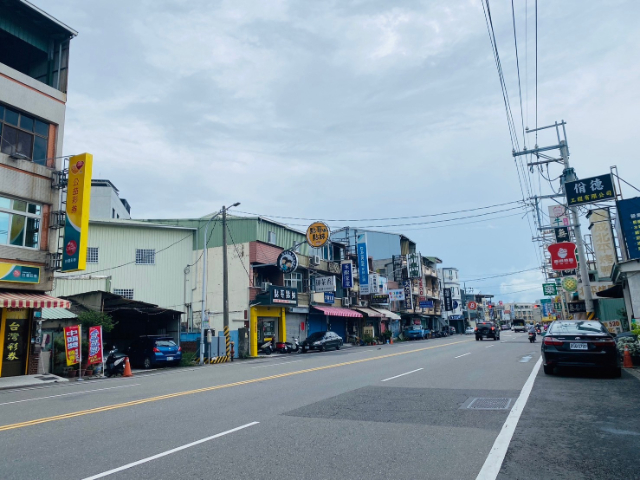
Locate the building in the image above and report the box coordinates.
[0,1,78,377]
[90,179,131,220]
[504,303,542,324]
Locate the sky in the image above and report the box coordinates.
[36,0,640,303]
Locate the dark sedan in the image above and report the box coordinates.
[541,320,620,377]
[301,331,343,352]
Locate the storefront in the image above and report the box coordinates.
[310,306,362,341]
[355,308,384,338]
[250,285,298,357]
[372,308,401,337]
[0,292,70,377]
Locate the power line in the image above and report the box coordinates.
[373,211,526,232]
[461,267,540,283]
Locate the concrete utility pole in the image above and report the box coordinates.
[222,203,240,361]
[514,121,595,319]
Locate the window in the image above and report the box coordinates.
[112,208,115,218]
[86,247,99,264]
[268,231,276,244]
[311,245,332,260]
[113,289,134,300]
[0,196,41,248]
[135,249,155,265]
[284,272,303,292]
[0,104,50,165]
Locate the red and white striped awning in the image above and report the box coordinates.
[0,292,70,309]
[312,306,363,318]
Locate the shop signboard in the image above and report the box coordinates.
[588,208,617,278]
[0,262,40,284]
[62,153,93,272]
[403,279,413,311]
[565,174,615,206]
[269,285,298,306]
[407,253,422,279]
[324,292,335,304]
[314,275,336,293]
[371,294,390,304]
[341,261,353,289]
[392,255,404,282]
[616,197,640,260]
[357,233,369,292]
[443,288,453,311]
[277,250,298,273]
[542,283,558,296]
[64,325,81,366]
[1,311,29,377]
[370,273,380,294]
[88,326,104,365]
[561,276,578,293]
[548,205,570,228]
[388,289,405,302]
[306,222,330,248]
[420,300,434,309]
[554,227,570,243]
[547,242,577,271]
[568,301,586,313]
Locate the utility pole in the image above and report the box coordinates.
[514,121,595,319]
[222,203,240,361]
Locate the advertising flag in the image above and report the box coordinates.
[64,325,81,366]
[62,153,93,272]
[88,326,104,365]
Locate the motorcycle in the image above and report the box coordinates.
[258,340,273,355]
[284,336,300,353]
[528,332,536,343]
[105,348,128,377]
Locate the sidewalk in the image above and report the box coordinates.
[0,374,68,391]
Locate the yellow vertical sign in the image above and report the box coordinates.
[61,153,93,272]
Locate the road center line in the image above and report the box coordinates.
[0,339,470,432]
[455,352,471,358]
[0,384,141,406]
[251,360,303,369]
[381,368,423,382]
[81,422,259,480]
[476,357,542,480]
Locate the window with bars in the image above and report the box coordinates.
[86,247,99,264]
[284,272,303,292]
[113,289,134,300]
[135,249,155,265]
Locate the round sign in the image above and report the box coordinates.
[468,301,478,310]
[561,276,578,293]
[306,222,330,248]
[452,300,459,309]
[277,250,298,273]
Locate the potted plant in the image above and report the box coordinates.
[362,334,374,346]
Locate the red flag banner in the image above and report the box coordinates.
[88,326,103,365]
[64,325,81,366]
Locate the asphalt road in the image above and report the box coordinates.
[0,332,637,480]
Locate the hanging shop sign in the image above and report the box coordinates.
[547,242,577,271]
[554,227,570,243]
[443,288,453,312]
[587,208,617,278]
[452,300,459,309]
[568,301,586,313]
[565,174,615,206]
[616,197,640,260]
[561,276,578,293]
[341,261,353,289]
[542,283,558,296]
[388,289,405,302]
[64,325,81,366]
[324,292,335,304]
[357,233,369,293]
[268,285,298,306]
[406,253,422,279]
[371,294,390,304]
[467,301,478,310]
[277,250,298,273]
[403,279,413,311]
[314,275,336,293]
[0,262,40,284]
[420,300,434,309]
[88,326,104,365]
[62,153,93,272]
[306,222,330,248]
[548,205,570,228]
[392,255,404,282]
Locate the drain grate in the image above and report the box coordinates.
[467,397,512,410]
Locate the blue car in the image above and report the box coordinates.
[128,335,182,369]
[405,326,425,340]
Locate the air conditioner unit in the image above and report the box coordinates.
[261,282,272,291]
[342,297,350,306]
[309,255,320,265]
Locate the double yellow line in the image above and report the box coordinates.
[0,340,469,432]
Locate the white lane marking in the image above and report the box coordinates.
[381,368,423,382]
[485,345,495,349]
[476,357,542,480]
[520,355,533,363]
[82,422,259,480]
[251,360,303,369]
[0,384,140,406]
[454,353,471,359]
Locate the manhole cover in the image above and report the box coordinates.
[467,398,512,410]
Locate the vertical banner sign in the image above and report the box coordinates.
[341,261,353,289]
[554,227,570,243]
[403,279,413,311]
[88,326,103,365]
[62,153,93,272]
[407,253,422,278]
[588,208,617,278]
[443,288,453,311]
[64,325,81,366]
[616,197,640,260]
[392,255,404,282]
[357,233,369,294]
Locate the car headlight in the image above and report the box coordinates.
[313,341,321,346]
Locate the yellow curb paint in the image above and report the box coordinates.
[0,340,470,432]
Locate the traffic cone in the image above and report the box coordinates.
[623,345,633,369]
[390,337,393,345]
[123,357,133,377]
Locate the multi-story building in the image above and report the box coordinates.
[504,303,542,324]
[90,179,131,220]
[0,2,78,377]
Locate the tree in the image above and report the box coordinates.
[77,311,117,332]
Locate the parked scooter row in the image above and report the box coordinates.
[258,337,301,355]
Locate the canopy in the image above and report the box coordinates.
[0,292,70,309]
[355,308,384,318]
[312,306,363,318]
[371,308,401,320]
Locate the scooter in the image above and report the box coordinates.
[258,340,273,355]
[284,336,300,353]
[528,332,536,343]
[105,348,128,377]
[275,341,290,354]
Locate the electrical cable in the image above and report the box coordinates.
[461,267,540,283]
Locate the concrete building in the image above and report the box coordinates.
[90,179,131,220]
[504,303,542,324]
[0,1,77,377]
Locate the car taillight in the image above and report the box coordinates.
[599,338,615,345]
[491,327,495,331]
[153,347,160,353]
[474,327,478,331]
[543,337,563,346]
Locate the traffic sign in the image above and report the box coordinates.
[467,301,478,310]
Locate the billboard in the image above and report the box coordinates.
[616,197,640,260]
[565,174,615,206]
[62,153,93,272]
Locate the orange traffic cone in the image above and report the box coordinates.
[123,357,133,377]
[623,345,633,369]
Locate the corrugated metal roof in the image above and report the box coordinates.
[90,219,195,231]
[41,308,77,320]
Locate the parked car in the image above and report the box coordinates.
[501,324,510,330]
[301,331,343,352]
[475,322,500,341]
[542,320,620,377]
[128,335,182,369]
[465,327,475,335]
[404,326,425,340]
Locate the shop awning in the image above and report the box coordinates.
[312,306,363,318]
[372,308,401,320]
[355,308,384,318]
[0,292,70,309]
[595,284,624,299]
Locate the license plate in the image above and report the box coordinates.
[166,356,174,361]
[569,343,587,350]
